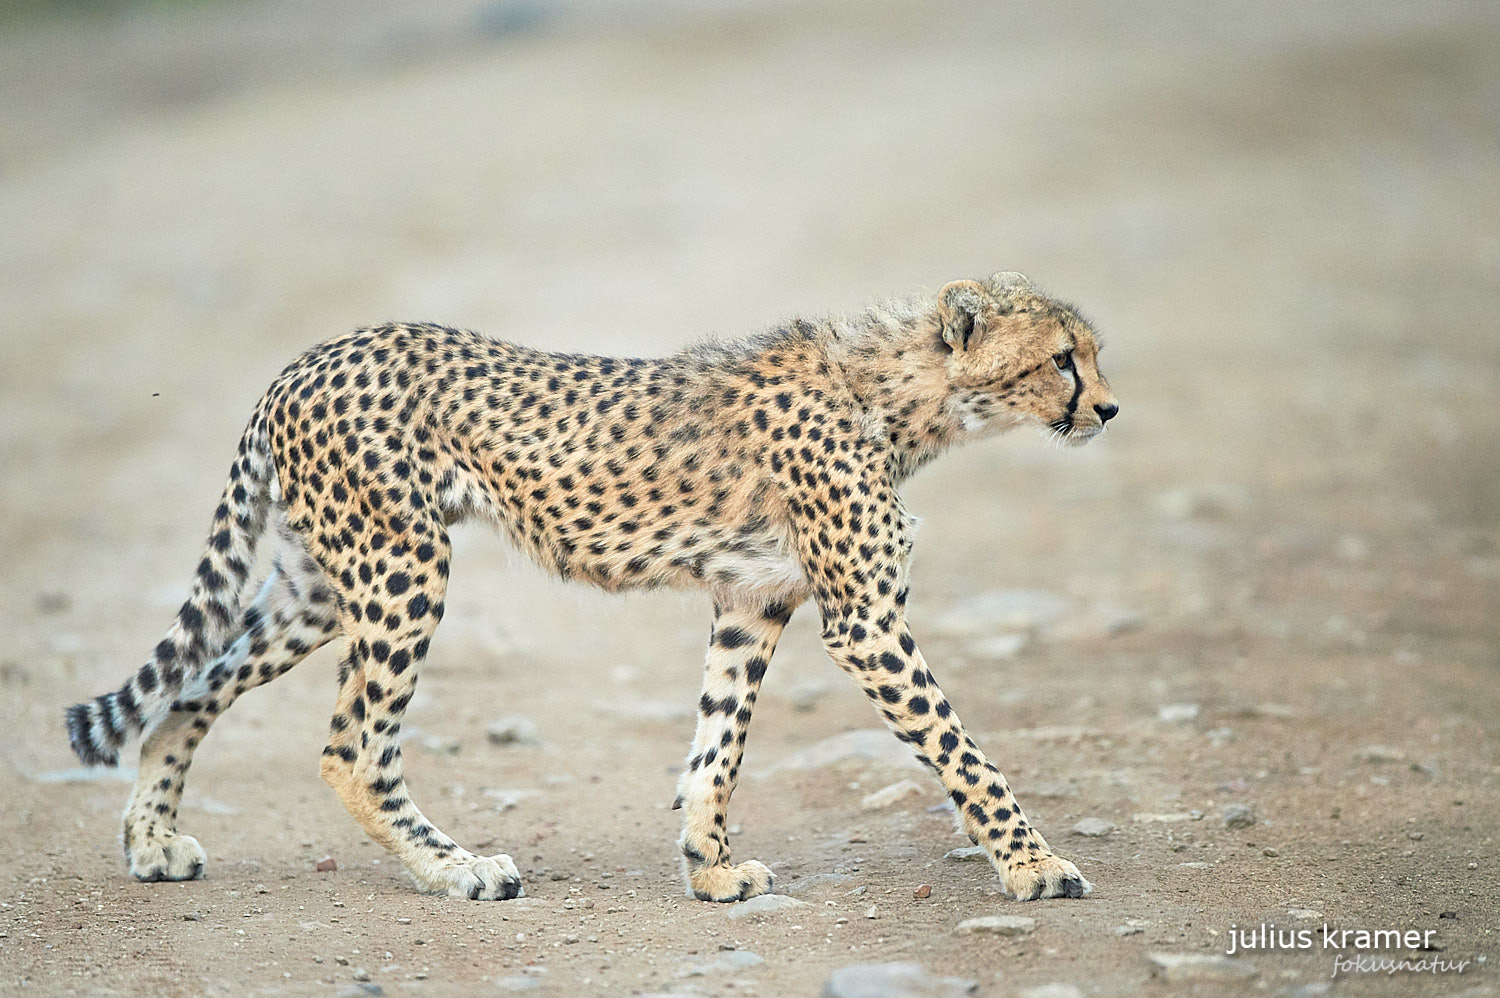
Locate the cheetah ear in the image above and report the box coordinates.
[989,271,1032,294]
[937,280,988,351]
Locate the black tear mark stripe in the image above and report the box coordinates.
[1062,365,1084,420]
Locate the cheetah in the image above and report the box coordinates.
[66,272,1118,903]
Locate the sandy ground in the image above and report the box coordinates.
[2,1,1498,995]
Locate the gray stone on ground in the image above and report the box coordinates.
[1221,802,1256,829]
[337,985,385,998]
[680,949,765,976]
[1019,986,1084,998]
[1147,952,1258,981]
[860,779,928,810]
[781,872,854,895]
[1222,702,1295,719]
[955,914,1035,936]
[944,845,988,862]
[726,893,811,919]
[1132,811,1196,823]
[417,734,460,755]
[753,729,923,777]
[1157,702,1200,723]
[494,976,542,992]
[1071,817,1116,837]
[822,961,977,998]
[481,787,542,811]
[485,714,539,745]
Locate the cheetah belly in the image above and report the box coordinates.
[697,542,807,597]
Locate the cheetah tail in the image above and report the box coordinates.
[65,410,276,767]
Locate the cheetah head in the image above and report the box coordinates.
[936,272,1118,446]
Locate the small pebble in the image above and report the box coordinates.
[485,715,540,746]
[419,735,461,755]
[914,883,932,899]
[1262,847,1279,857]
[316,856,338,873]
[1221,803,1256,830]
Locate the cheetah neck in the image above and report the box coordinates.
[821,301,967,481]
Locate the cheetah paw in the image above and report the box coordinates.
[689,860,775,902]
[1004,854,1092,901]
[422,852,523,901]
[129,832,207,883]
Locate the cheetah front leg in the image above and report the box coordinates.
[821,613,1091,900]
[673,596,795,902]
[785,459,1090,902]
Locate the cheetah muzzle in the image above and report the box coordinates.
[66,272,1118,904]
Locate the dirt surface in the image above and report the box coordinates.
[2,1,1498,995]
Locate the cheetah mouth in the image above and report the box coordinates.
[1049,418,1102,446]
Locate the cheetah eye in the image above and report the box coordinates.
[1052,350,1074,372]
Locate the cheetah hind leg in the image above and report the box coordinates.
[319,651,524,901]
[312,519,522,901]
[125,525,339,882]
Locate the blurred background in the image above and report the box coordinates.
[1,0,1497,993]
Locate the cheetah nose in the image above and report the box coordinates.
[1094,403,1118,423]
